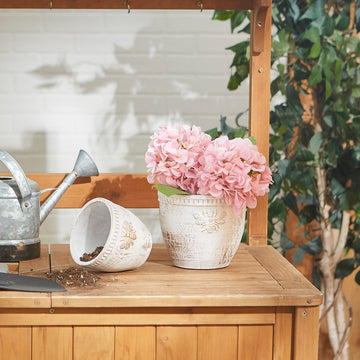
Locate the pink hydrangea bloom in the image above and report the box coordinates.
[197,136,272,215]
[145,125,272,215]
[145,125,211,194]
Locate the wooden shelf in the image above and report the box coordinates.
[0,244,322,310]
[0,244,322,359]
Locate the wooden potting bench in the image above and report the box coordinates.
[0,1,322,359]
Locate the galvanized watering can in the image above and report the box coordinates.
[0,149,99,261]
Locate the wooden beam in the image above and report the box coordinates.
[0,0,254,10]
[247,0,272,246]
[1,173,158,208]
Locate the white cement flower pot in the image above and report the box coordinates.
[158,192,246,269]
[70,198,152,272]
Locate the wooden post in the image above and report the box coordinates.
[247,0,272,246]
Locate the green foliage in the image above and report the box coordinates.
[152,184,190,197]
[213,0,360,282]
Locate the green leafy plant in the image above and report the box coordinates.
[213,1,360,358]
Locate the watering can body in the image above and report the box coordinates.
[0,175,41,261]
[0,149,99,261]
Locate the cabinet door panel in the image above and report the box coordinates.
[238,325,273,360]
[115,326,155,360]
[157,326,197,360]
[198,325,238,360]
[32,326,72,360]
[74,326,114,360]
[0,326,31,360]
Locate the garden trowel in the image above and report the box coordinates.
[0,263,66,292]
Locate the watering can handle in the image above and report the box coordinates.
[0,149,32,210]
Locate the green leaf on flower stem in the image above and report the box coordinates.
[335,258,356,279]
[205,127,219,140]
[233,127,247,139]
[152,184,190,197]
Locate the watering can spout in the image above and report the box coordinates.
[39,150,99,225]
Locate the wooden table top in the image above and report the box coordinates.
[0,244,322,309]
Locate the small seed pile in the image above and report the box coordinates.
[46,267,100,288]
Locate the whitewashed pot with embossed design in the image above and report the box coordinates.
[158,192,246,269]
[70,197,152,272]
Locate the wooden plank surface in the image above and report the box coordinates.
[198,325,238,360]
[293,306,320,360]
[238,324,273,359]
[32,326,73,360]
[74,326,115,360]
[115,326,155,360]
[157,326,197,360]
[0,0,255,10]
[0,244,322,309]
[273,307,293,360]
[49,244,321,308]
[0,326,31,359]
[0,307,275,326]
[27,173,158,209]
[247,0,272,246]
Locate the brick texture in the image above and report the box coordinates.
[0,9,249,244]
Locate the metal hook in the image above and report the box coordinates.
[49,0,52,9]
[196,0,204,12]
[124,0,130,13]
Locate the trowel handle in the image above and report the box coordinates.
[0,149,32,210]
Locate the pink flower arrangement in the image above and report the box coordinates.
[145,124,272,215]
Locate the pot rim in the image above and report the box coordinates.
[157,191,232,207]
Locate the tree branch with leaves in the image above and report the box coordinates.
[213,0,360,358]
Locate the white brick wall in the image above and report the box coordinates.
[0,9,250,245]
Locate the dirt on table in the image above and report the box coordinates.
[45,267,100,288]
[80,246,104,262]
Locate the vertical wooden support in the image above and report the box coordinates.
[293,306,320,360]
[247,0,272,246]
[273,307,293,360]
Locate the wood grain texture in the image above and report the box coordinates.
[115,326,155,360]
[48,244,322,308]
[29,173,158,209]
[238,324,273,360]
[32,326,73,360]
[0,326,31,360]
[198,326,238,360]
[0,307,275,326]
[293,306,320,360]
[247,2,272,246]
[0,0,255,10]
[273,307,293,360]
[157,326,197,360]
[74,326,115,360]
